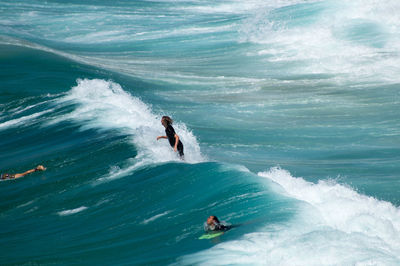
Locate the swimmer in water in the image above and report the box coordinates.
[156,116,184,159]
[1,165,46,180]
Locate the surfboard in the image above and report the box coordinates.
[198,231,224,239]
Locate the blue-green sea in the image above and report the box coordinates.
[1,0,400,265]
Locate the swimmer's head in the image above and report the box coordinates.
[207,215,220,225]
[36,165,46,171]
[161,116,173,127]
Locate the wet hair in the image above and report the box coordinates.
[211,215,220,223]
[162,116,173,125]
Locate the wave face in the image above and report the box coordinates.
[182,168,400,265]
[1,0,400,265]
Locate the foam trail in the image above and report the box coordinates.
[180,168,400,265]
[0,109,53,130]
[10,99,55,115]
[58,206,88,216]
[50,79,204,181]
[142,211,171,225]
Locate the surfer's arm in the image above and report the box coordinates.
[14,165,46,179]
[14,169,35,179]
[157,135,167,140]
[173,134,179,151]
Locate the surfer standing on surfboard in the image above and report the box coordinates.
[156,116,184,159]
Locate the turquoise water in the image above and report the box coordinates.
[1,0,400,264]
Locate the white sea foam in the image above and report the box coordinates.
[58,206,88,216]
[3,0,400,85]
[50,79,204,182]
[180,167,400,265]
[141,211,171,225]
[0,109,53,130]
[17,200,35,208]
[239,0,400,83]
[259,168,400,247]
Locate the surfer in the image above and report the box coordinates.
[204,215,230,232]
[156,116,184,159]
[1,165,46,180]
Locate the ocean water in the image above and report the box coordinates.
[1,0,400,265]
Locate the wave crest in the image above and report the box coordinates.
[52,79,204,179]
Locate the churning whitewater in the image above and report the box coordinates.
[1,0,399,265]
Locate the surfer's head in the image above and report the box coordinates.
[207,215,220,225]
[161,116,173,127]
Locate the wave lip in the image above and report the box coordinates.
[259,167,400,246]
[256,167,400,265]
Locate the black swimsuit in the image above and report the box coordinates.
[204,222,230,232]
[1,173,15,180]
[165,124,184,157]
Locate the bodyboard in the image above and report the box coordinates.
[199,231,224,239]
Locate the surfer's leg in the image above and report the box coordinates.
[177,142,184,159]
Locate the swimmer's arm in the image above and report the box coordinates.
[14,165,46,179]
[157,135,167,140]
[14,168,36,179]
[173,134,179,152]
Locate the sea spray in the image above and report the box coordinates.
[49,79,204,181]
